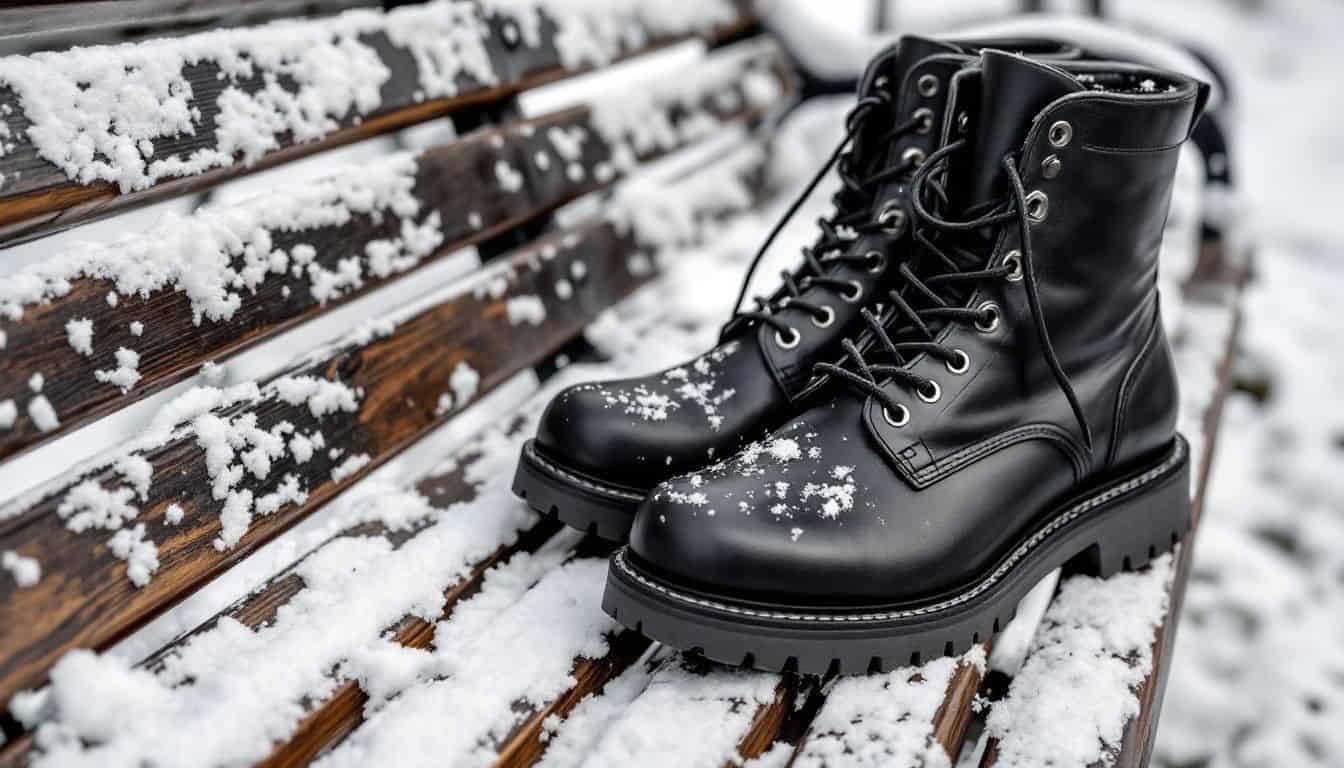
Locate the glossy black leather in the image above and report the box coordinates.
[533,36,1078,491]
[629,52,1206,605]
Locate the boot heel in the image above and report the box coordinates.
[1065,440,1191,579]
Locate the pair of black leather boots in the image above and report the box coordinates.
[513,35,1210,674]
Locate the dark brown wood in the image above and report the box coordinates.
[930,649,990,763]
[0,1,757,247]
[0,1,373,43]
[0,216,644,705]
[0,131,781,719]
[0,40,793,464]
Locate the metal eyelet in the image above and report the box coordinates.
[1041,154,1062,179]
[878,202,907,235]
[882,404,910,428]
[918,380,942,404]
[1025,191,1049,223]
[975,301,1001,333]
[945,349,970,375]
[917,74,939,97]
[901,147,926,169]
[912,107,935,134]
[1049,120,1073,147]
[1003,250,1024,282]
[957,111,969,133]
[840,280,864,303]
[864,250,886,274]
[811,305,835,328]
[775,327,801,349]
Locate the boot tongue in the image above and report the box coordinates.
[957,51,1083,211]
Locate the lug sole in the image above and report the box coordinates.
[511,440,645,542]
[602,435,1192,675]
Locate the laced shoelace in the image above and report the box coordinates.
[725,94,925,339]
[812,138,1095,451]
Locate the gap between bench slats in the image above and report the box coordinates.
[0,36,791,465]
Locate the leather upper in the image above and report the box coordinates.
[535,36,1081,491]
[629,52,1207,605]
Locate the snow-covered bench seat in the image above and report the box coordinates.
[0,3,1243,766]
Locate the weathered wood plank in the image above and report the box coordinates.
[0,133,780,719]
[0,1,373,43]
[0,0,757,246]
[0,220,642,705]
[0,37,793,464]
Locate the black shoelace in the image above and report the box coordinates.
[813,139,1095,451]
[725,93,925,339]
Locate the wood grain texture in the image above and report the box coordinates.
[0,216,646,705]
[0,38,792,464]
[0,0,756,247]
[0,131,781,740]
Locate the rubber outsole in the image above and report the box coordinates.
[602,435,1192,675]
[511,440,645,542]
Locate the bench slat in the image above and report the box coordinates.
[0,135,785,761]
[0,0,755,247]
[0,37,791,465]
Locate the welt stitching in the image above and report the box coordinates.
[525,443,646,501]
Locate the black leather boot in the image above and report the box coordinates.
[604,51,1210,673]
[512,36,1082,541]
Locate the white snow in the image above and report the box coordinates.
[0,400,16,430]
[330,453,371,483]
[94,347,143,393]
[986,559,1172,767]
[28,396,59,432]
[796,648,986,768]
[2,550,41,588]
[107,524,160,588]
[506,294,547,326]
[65,318,94,356]
[565,655,778,768]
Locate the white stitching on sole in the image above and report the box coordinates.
[524,442,647,502]
[613,437,1188,624]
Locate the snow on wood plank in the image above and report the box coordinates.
[979,236,1245,768]
[0,136,783,730]
[784,649,987,768]
[0,0,757,245]
[0,36,793,465]
[539,652,781,768]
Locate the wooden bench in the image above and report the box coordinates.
[0,3,1243,766]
